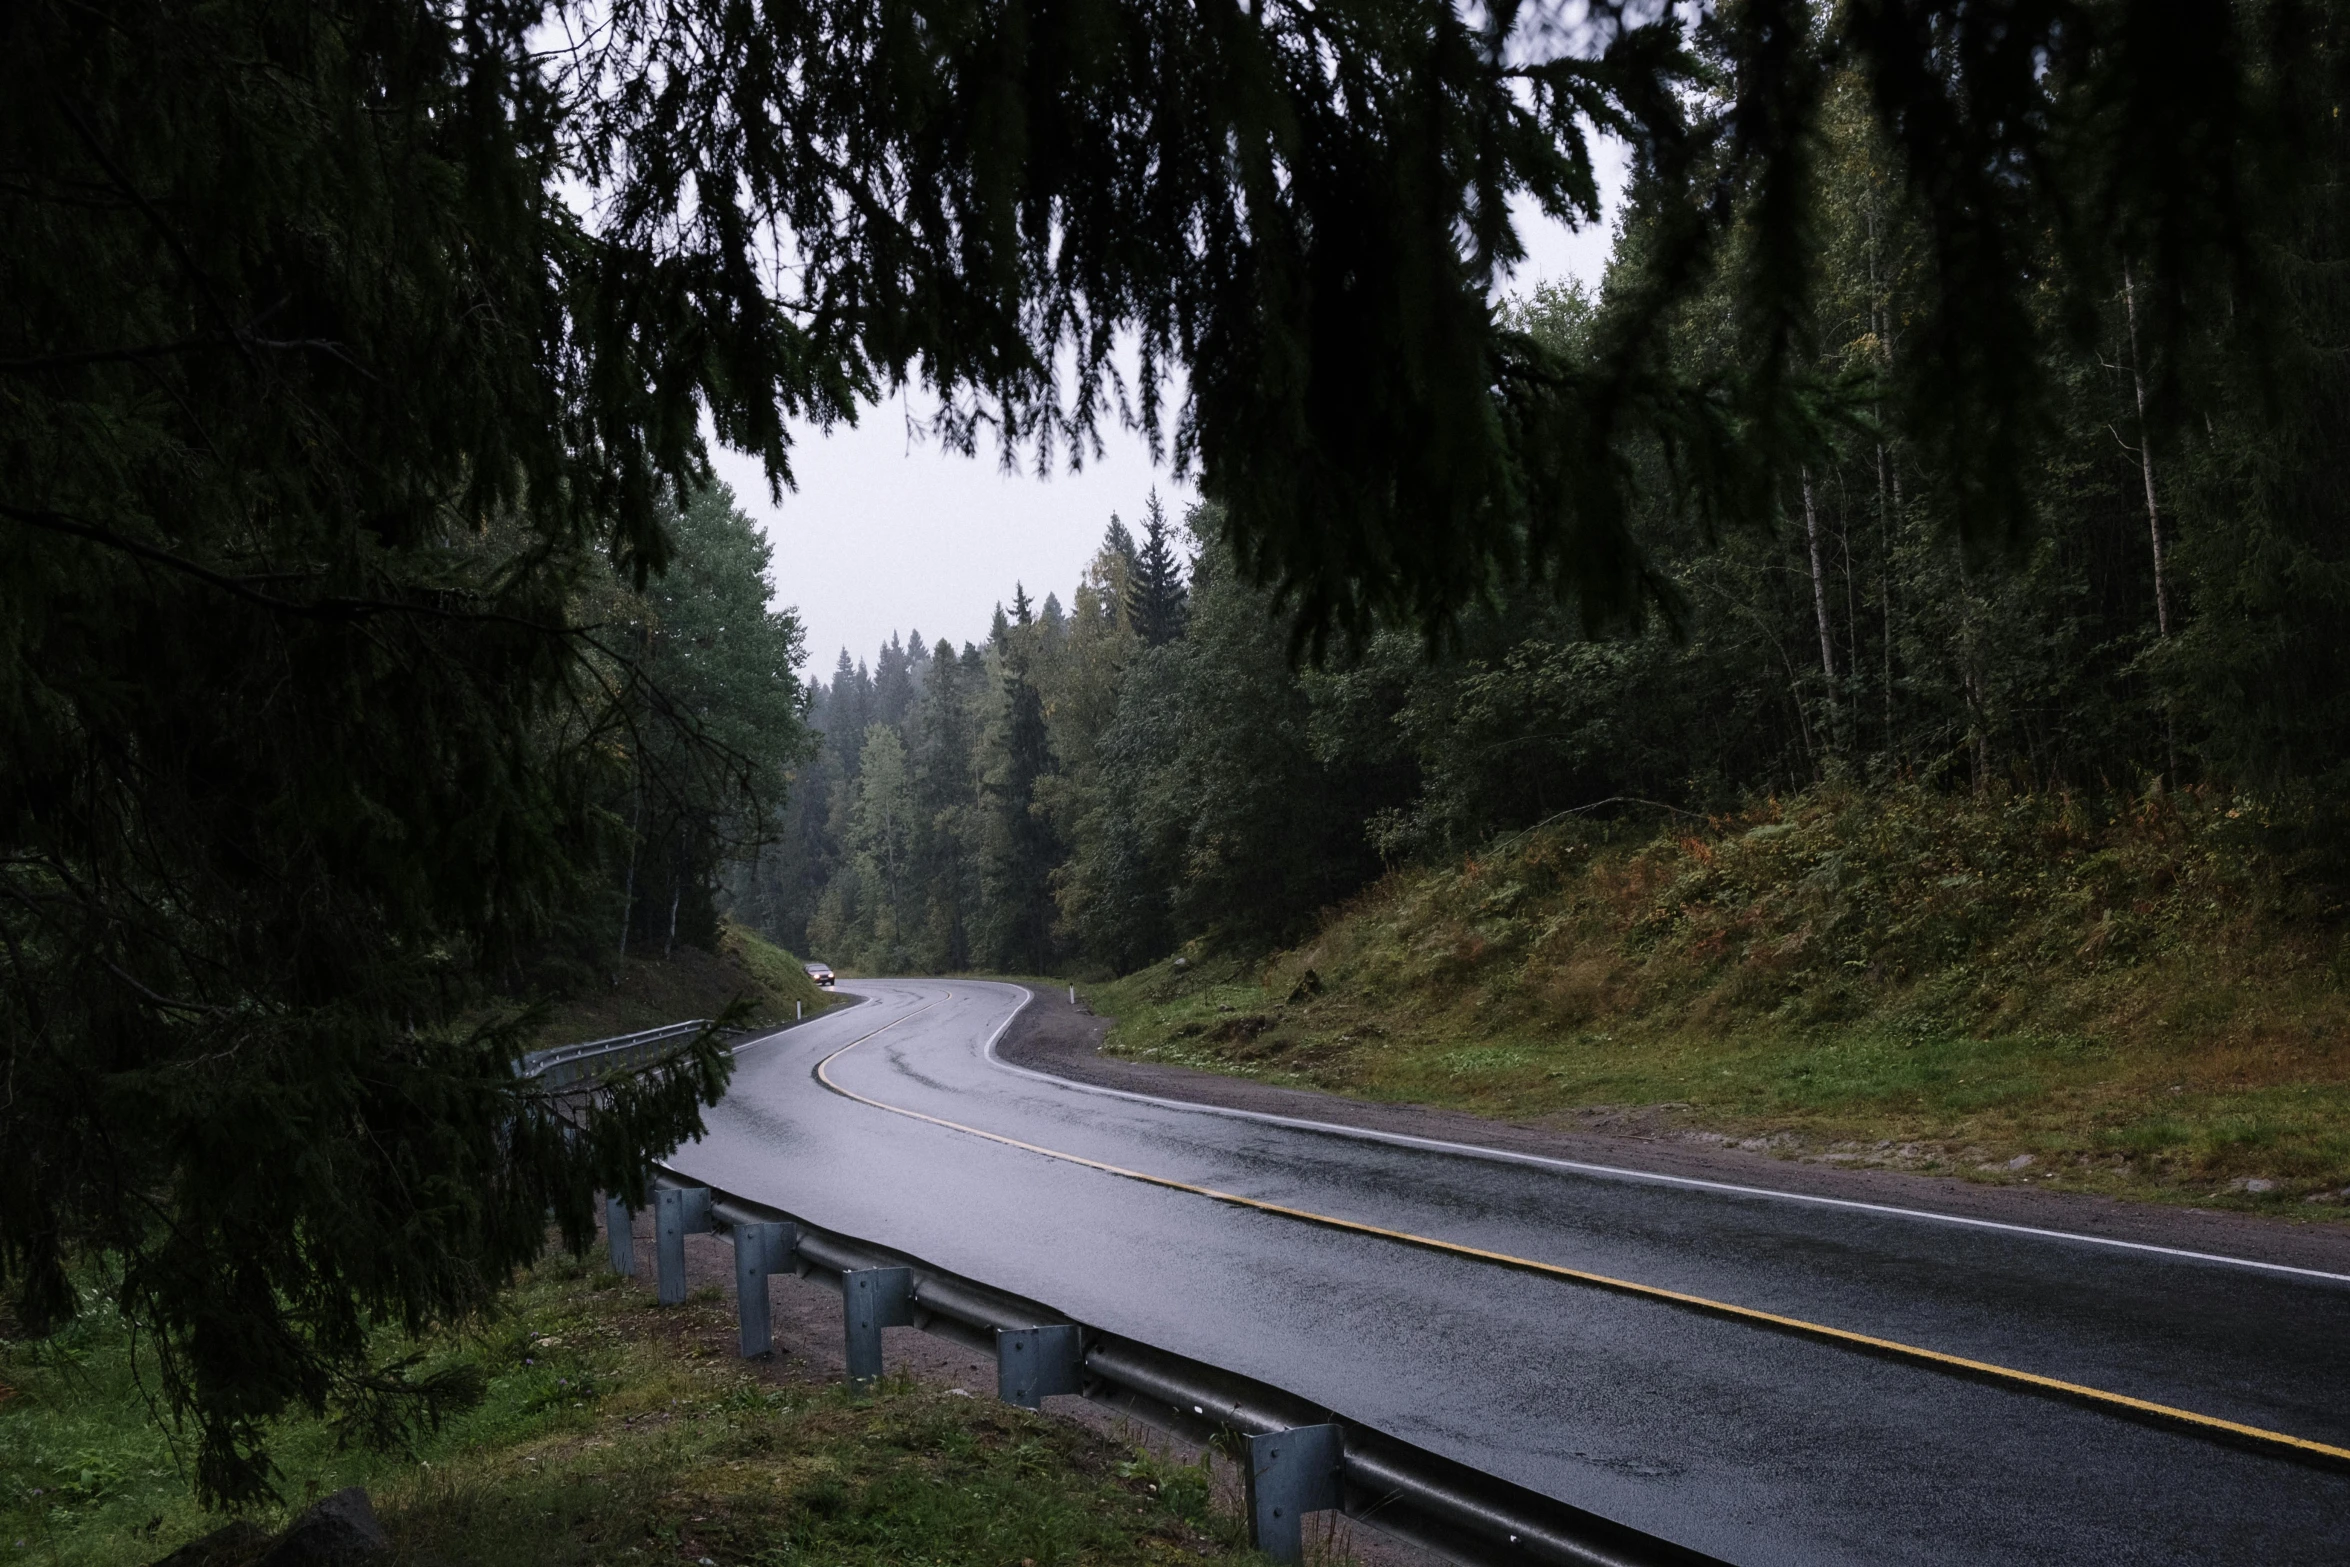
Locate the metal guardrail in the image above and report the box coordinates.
[609,1166,1725,1567]
[523,998,841,1086]
[520,1020,718,1087]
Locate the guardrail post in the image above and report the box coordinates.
[842,1266,914,1382]
[605,1196,635,1277]
[1245,1424,1343,1564]
[733,1220,797,1358]
[654,1186,712,1306]
[994,1324,1083,1409]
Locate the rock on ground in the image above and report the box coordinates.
[153,1490,388,1567]
[257,1488,390,1567]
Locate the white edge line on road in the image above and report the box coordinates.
[796,982,2350,1469]
[937,979,2350,1288]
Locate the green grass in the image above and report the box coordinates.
[1,1257,1267,1567]
[1087,786,2350,1215]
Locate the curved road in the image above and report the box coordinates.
[668,980,2350,1565]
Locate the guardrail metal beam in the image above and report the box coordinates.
[616,1158,1720,1567]
[843,1266,914,1381]
[733,1220,796,1358]
[1248,1423,1344,1563]
[654,1184,712,1306]
[523,1019,713,1077]
[996,1323,1084,1409]
[605,1196,634,1277]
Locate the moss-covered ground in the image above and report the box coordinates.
[0,1256,1261,1567]
[1088,786,2350,1216]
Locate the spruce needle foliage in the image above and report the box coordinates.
[0,2,765,1503]
[3,0,2337,1509]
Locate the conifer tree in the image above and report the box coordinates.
[874,632,916,729]
[1127,493,1191,647]
[977,641,1060,973]
[906,631,932,699]
[12,0,2338,1501]
[827,658,876,779]
[1104,515,1140,575]
[618,484,811,959]
[848,725,917,963]
[909,638,981,970]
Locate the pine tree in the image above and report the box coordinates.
[1104,514,1140,574]
[1127,493,1191,647]
[621,485,812,959]
[827,658,876,779]
[1081,517,1140,634]
[10,0,2337,1503]
[906,631,932,700]
[908,638,981,971]
[873,632,916,729]
[977,645,1061,973]
[848,725,917,964]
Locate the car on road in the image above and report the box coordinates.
[803,961,835,988]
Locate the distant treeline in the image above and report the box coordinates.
[734,76,2350,976]
[24,0,2344,1501]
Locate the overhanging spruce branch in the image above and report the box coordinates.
[0,503,608,638]
[52,95,259,373]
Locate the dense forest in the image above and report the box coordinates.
[732,59,2350,979]
[12,0,2344,1502]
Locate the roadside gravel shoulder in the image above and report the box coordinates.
[996,984,2350,1278]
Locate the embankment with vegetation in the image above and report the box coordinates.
[23,0,2350,1513]
[535,920,839,1045]
[1091,788,2350,1215]
[0,1253,1253,1567]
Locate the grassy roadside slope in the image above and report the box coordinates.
[1091,786,2350,1215]
[0,1254,1258,1567]
[538,921,838,1045]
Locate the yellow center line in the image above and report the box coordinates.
[811,995,2350,1471]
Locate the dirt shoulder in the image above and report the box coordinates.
[997,984,2350,1277]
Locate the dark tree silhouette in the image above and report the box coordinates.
[1127,493,1191,647]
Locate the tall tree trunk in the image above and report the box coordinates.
[2122,261,2172,640]
[1868,210,1900,758]
[664,830,683,961]
[1953,541,1992,793]
[1801,468,1841,753]
[1840,484,1859,715]
[2123,259,2179,779]
[1964,667,1993,792]
[616,771,643,972]
[1877,439,1898,749]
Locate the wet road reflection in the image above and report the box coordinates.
[669,980,2350,1566]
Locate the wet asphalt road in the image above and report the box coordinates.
[666,980,2350,1565]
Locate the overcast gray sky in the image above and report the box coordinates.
[718,160,1626,679]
